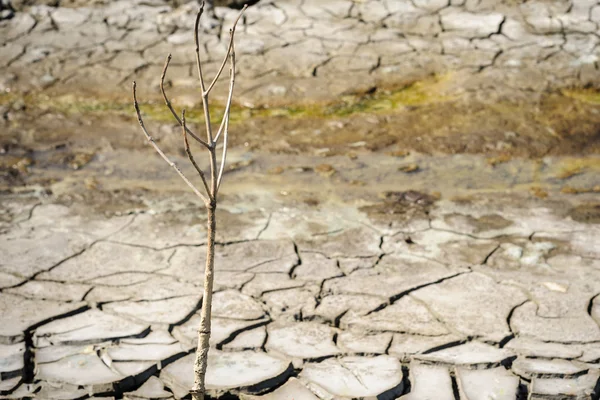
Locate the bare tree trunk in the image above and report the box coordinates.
[192,202,216,399]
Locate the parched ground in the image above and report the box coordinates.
[1,0,600,399]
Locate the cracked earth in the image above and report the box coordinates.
[1,0,600,399]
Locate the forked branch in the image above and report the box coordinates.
[132,82,210,206]
[161,54,210,149]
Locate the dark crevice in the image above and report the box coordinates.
[400,364,412,395]
[421,338,470,355]
[216,318,270,350]
[168,296,203,333]
[333,309,348,328]
[498,333,514,348]
[592,376,600,400]
[366,270,471,316]
[506,299,529,338]
[450,371,460,400]
[255,212,272,239]
[482,244,500,265]
[21,305,91,384]
[588,292,599,323]
[288,242,302,279]
[517,379,530,400]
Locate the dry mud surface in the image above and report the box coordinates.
[1,0,600,399]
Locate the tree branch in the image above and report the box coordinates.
[161,54,210,149]
[182,109,212,198]
[132,81,210,206]
[213,30,236,145]
[204,5,247,95]
[216,47,235,192]
[194,2,214,144]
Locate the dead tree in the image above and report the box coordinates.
[132,3,246,399]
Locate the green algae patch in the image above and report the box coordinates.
[562,88,600,105]
[1,75,453,124]
[252,74,453,119]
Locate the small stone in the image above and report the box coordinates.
[38,74,56,88]
[0,9,14,20]
[456,367,519,400]
[266,322,339,360]
[301,356,404,398]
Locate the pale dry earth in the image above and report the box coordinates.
[1,0,600,399]
[1,149,600,399]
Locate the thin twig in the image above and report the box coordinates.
[132,81,209,206]
[204,5,247,95]
[182,110,212,198]
[213,30,236,144]
[194,2,214,144]
[195,3,247,145]
[216,115,229,191]
[216,48,235,191]
[161,54,210,149]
